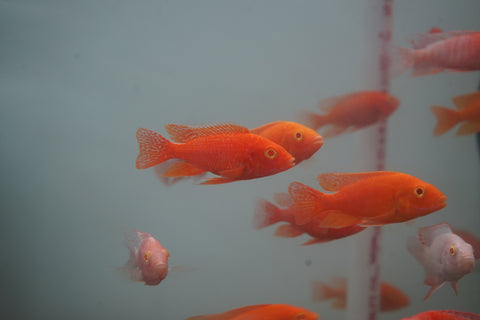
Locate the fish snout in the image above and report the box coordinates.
[313,135,324,148]
[436,195,447,210]
[458,254,476,273]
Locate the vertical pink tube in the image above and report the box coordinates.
[346,1,393,320]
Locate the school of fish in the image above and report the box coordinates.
[124,25,480,320]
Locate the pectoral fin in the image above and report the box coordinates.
[317,211,363,229]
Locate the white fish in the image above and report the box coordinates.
[406,223,475,300]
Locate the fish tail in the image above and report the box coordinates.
[312,281,334,301]
[304,112,327,131]
[288,182,325,225]
[391,46,415,77]
[252,198,282,229]
[136,128,175,169]
[430,106,460,136]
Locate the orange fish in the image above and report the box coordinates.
[185,304,319,320]
[288,171,446,227]
[155,121,324,185]
[253,193,366,245]
[303,91,399,138]
[135,123,295,184]
[395,30,480,76]
[402,310,480,320]
[119,229,170,286]
[431,92,480,136]
[312,278,410,312]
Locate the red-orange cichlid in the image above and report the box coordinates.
[135,123,295,184]
[288,171,446,227]
[431,92,480,136]
[303,91,399,138]
[119,228,170,286]
[395,30,480,77]
[253,193,365,245]
[312,277,410,312]
[402,310,480,320]
[185,304,319,320]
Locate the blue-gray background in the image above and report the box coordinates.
[1,1,479,319]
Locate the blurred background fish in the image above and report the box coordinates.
[406,223,476,300]
[301,91,399,138]
[312,277,410,312]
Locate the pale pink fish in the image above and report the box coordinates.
[120,228,170,286]
[406,223,475,300]
[395,30,480,76]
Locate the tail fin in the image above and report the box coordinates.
[430,106,460,136]
[300,111,326,131]
[136,128,174,169]
[312,281,334,302]
[391,46,415,78]
[252,198,282,229]
[288,182,325,225]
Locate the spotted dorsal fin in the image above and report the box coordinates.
[164,123,249,143]
[418,223,453,246]
[317,171,397,191]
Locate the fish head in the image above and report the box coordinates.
[443,237,475,277]
[395,180,447,221]
[249,142,295,176]
[280,123,324,164]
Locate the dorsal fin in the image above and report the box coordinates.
[164,123,249,143]
[452,92,480,110]
[250,121,280,134]
[317,171,396,191]
[418,223,453,246]
[410,31,479,49]
[273,192,294,207]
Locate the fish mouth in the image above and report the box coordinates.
[289,157,296,167]
[436,196,447,210]
[313,135,324,148]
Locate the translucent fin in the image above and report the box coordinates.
[273,192,294,207]
[164,123,249,143]
[317,211,363,229]
[288,182,326,225]
[302,238,326,246]
[410,30,479,49]
[274,224,304,238]
[311,281,332,301]
[199,177,236,185]
[452,92,480,110]
[252,198,282,229]
[418,223,453,246]
[430,106,460,136]
[423,280,446,300]
[457,121,480,136]
[317,171,395,191]
[135,128,174,169]
[218,166,245,179]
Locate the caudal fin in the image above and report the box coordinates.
[391,46,415,77]
[312,281,335,302]
[430,106,460,136]
[252,198,282,229]
[136,128,174,169]
[301,111,327,131]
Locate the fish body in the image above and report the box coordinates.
[312,278,409,312]
[288,171,446,227]
[431,92,480,136]
[250,121,324,164]
[402,310,480,320]
[185,304,319,320]
[253,193,365,245]
[407,223,475,300]
[121,229,170,286]
[304,91,399,137]
[396,31,480,76]
[136,124,295,184]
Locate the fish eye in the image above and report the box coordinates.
[264,147,277,159]
[449,245,456,256]
[144,251,152,264]
[414,186,425,198]
[294,131,303,141]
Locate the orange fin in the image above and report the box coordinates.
[249,121,279,134]
[274,224,304,238]
[135,128,174,169]
[302,111,327,131]
[273,192,294,207]
[431,106,459,136]
[452,92,480,110]
[317,211,363,229]
[457,121,480,136]
[163,161,207,177]
[302,238,328,246]
[198,177,236,185]
[252,198,282,229]
[164,123,249,143]
[311,281,332,301]
[317,171,396,191]
[219,166,244,179]
[288,182,325,225]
